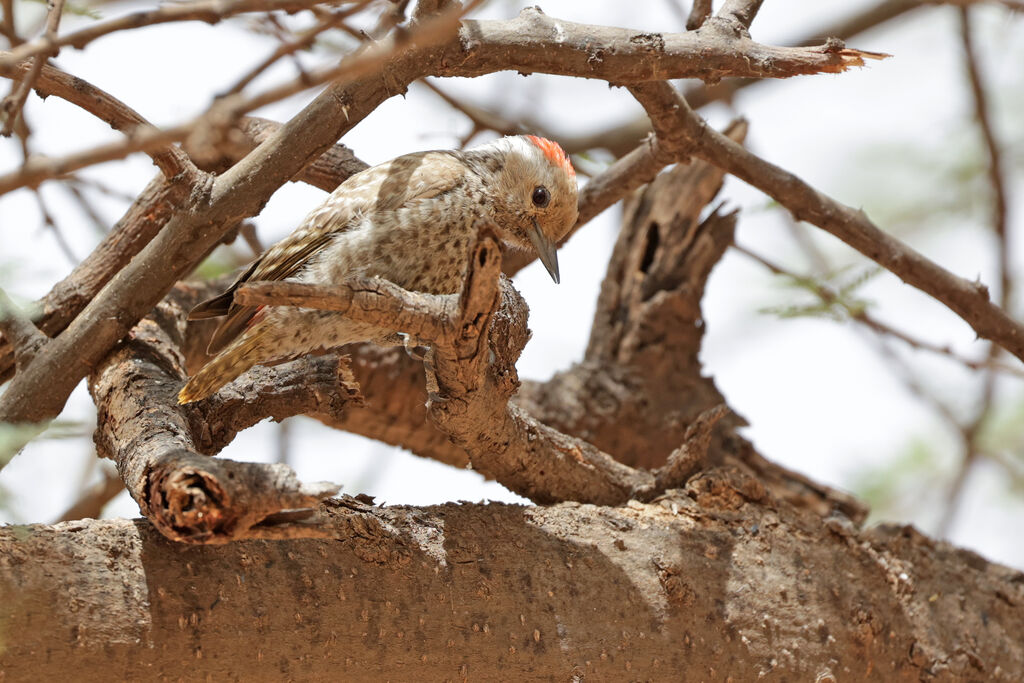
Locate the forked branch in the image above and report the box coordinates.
[238,227,729,508]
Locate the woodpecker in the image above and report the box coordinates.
[178,135,578,404]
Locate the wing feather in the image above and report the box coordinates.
[191,151,467,354]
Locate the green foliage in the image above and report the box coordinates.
[758,264,880,322]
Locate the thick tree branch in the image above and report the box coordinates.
[440,8,880,82]
[0,123,364,386]
[236,232,671,507]
[88,284,361,543]
[228,133,864,522]
[628,80,1024,365]
[423,236,657,505]
[2,490,1022,678]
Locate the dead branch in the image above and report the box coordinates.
[627,80,1024,365]
[229,129,863,523]
[652,404,730,493]
[442,8,880,81]
[422,235,657,504]
[88,284,360,543]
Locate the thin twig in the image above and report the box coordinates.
[959,8,1010,311]
[0,0,20,47]
[628,80,1024,365]
[936,6,1015,536]
[715,0,765,31]
[685,0,712,30]
[0,0,343,69]
[0,57,195,179]
[62,181,112,235]
[0,0,477,196]
[419,78,524,144]
[32,187,78,264]
[0,124,191,196]
[0,0,66,136]
[220,5,365,96]
[733,244,1024,378]
[56,468,124,522]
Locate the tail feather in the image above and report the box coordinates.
[178,332,267,404]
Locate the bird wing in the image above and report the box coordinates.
[190,151,466,354]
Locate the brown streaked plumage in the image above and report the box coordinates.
[178,136,578,404]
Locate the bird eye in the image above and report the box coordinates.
[531,186,550,208]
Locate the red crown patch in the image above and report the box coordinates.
[525,135,576,178]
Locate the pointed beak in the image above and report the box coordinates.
[529,218,560,284]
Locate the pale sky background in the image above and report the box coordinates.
[1,1,1022,568]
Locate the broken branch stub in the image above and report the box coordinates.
[89,286,358,543]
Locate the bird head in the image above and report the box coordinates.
[470,135,578,283]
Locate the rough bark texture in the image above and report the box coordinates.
[1,486,1021,680]
[88,284,360,543]
[2,3,1019,679]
